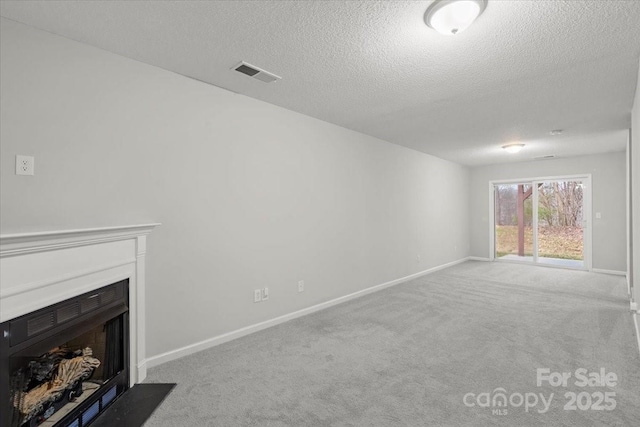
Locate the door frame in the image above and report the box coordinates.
[489,174,592,271]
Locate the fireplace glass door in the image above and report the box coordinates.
[1,280,129,427]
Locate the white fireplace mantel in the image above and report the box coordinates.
[0,223,160,385]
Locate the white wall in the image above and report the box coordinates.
[632,57,640,301]
[0,19,469,359]
[469,149,628,272]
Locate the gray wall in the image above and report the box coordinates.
[0,19,470,358]
[632,57,640,301]
[469,150,628,272]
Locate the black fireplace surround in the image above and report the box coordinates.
[1,280,130,427]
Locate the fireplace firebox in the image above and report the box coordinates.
[1,280,130,427]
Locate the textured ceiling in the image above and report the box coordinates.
[1,0,639,166]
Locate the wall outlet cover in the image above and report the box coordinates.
[254,289,262,303]
[16,155,35,176]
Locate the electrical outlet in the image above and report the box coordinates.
[262,287,269,301]
[254,289,262,303]
[16,155,35,176]
[298,280,304,293]
[416,254,421,263]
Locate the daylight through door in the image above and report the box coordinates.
[493,177,588,269]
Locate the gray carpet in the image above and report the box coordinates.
[144,261,640,426]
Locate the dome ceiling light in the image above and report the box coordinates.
[424,0,487,36]
[502,143,525,154]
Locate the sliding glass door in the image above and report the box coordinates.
[535,181,585,268]
[494,183,534,261]
[492,176,589,269]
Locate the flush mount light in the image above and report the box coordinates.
[424,0,487,35]
[502,143,525,154]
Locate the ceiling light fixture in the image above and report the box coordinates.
[424,0,487,35]
[502,143,525,154]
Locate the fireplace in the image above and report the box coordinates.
[1,280,129,426]
[0,224,158,427]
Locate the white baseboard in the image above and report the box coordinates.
[633,312,640,357]
[468,256,491,262]
[137,361,147,384]
[591,268,627,276]
[144,257,470,369]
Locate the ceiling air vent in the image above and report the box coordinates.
[232,61,281,83]
[534,155,556,160]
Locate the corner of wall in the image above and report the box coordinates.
[630,56,640,304]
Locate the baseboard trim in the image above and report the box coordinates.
[633,312,640,358]
[592,268,627,276]
[144,257,469,369]
[137,361,147,385]
[468,256,491,262]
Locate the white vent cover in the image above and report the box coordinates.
[232,61,281,83]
